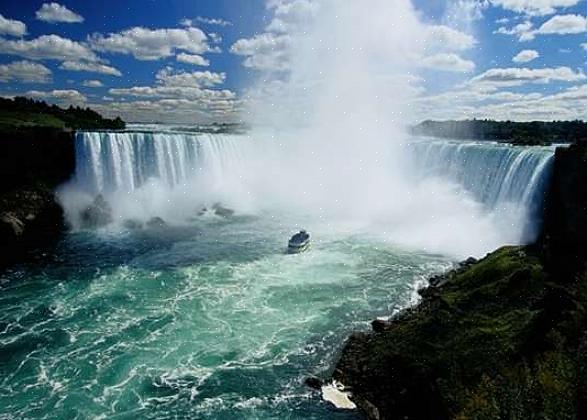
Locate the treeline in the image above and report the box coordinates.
[412,119,587,145]
[0,97,125,130]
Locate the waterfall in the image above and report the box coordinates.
[66,131,555,251]
[408,139,555,242]
[74,131,247,195]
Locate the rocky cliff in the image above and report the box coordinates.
[330,143,587,419]
[0,128,75,267]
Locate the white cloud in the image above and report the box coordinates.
[491,0,580,16]
[195,16,232,27]
[470,66,585,88]
[582,43,587,50]
[82,80,103,88]
[176,53,210,66]
[421,53,476,72]
[0,60,51,83]
[36,2,84,24]
[89,27,212,61]
[512,49,539,63]
[230,33,291,71]
[155,68,225,88]
[0,34,98,61]
[25,89,87,104]
[425,25,477,51]
[504,14,587,41]
[0,14,26,36]
[494,21,535,41]
[265,0,316,33]
[59,60,122,76]
[537,14,587,34]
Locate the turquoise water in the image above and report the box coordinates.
[0,213,450,419]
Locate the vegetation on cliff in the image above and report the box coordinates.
[0,97,125,130]
[412,119,587,145]
[332,143,587,419]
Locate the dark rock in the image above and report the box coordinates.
[541,143,587,276]
[304,376,323,390]
[123,219,143,230]
[212,203,234,217]
[146,217,166,228]
[0,186,66,268]
[80,194,113,229]
[459,256,477,267]
[371,319,392,333]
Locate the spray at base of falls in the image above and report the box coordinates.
[59,130,554,258]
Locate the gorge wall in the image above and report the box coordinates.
[0,128,75,267]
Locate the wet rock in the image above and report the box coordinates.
[123,219,143,230]
[80,194,112,229]
[305,376,324,390]
[146,216,166,228]
[0,213,25,240]
[459,256,478,268]
[371,319,392,333]
[212,203,234,217]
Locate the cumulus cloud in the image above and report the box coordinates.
[0,14,26,37]
[155,68,225,87]
[512,49,539,63]
[496,15,587,41]
[0,60,51,83]
[89,27,212,61]
[0,34,98,62]
[36,2,84,24]
[104,66,238,121]
[82,80,103,88]
[494,21,535,41]
[470,66,585,88]
[265,0,316,33]
[230,0,317,72]
[176,53,210,66]
[538,14,587,34]
[490,0,580,16]
[421,53,476,72]
[59,60,122,76]
[425,25,477,51]
[230,33,291,71]
[25,89,87,104]
[181,17,232,27]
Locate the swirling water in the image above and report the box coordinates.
[0,214,449,419]
[0,132,555,418]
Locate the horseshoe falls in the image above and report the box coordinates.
[0,129,555,419]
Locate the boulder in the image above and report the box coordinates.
[80,194,113,229]
[123,219,143,230]
[304,376,324,390]
[212,203,234,217]
[146,216,166,228]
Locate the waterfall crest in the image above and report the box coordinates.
[62,130,555,256]
[409,140,555,242]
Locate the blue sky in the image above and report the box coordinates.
[0,1,587,122]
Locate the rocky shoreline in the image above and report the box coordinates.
[328,143,587,419]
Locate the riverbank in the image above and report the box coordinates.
[330,143,587,419]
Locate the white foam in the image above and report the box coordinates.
[321,381,357,410]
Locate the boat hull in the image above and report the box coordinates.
[287,241,310,254]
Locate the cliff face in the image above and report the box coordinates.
[0,128,75,193]
[0,128,75,267]
[331,143,587,420]
[541,143,587,276]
